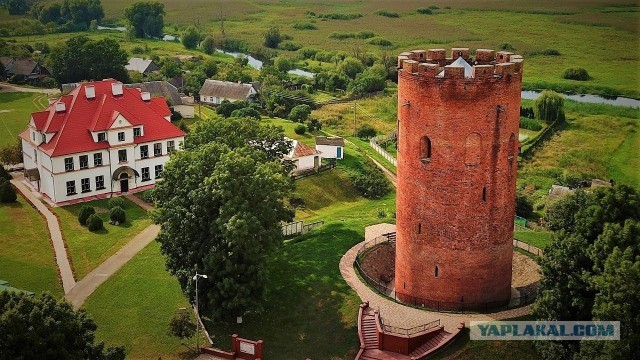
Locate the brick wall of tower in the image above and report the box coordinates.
[394,49,523,308]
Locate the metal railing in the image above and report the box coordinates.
[354,232,537,313]
[379,316,440,336]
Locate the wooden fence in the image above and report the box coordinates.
[369,136,397,167]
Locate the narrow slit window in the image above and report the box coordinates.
[418,223,421,234]
[435,265,439,278]
[508,133,516,165]
[420,136,432,163]
[482,187,487,202]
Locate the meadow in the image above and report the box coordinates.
[0,92,48,146]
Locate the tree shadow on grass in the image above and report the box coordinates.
[204,222,363,359]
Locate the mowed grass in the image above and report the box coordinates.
[0,194,63,298]
[84,241,197,360]
[293,168,361,220]
[514,230,554,249]
[54,197,151,279]
[0,92,49,146]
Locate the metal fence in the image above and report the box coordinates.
[282,220,324,236]
[354,233,537,313]
[379,316,440,336]
[369,136,397,167]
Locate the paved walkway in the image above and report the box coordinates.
[10,173,76,293]
[65,224,160,308]
[123,193,153,211]
[340,223,532,333]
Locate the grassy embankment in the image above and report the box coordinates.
[0,194,63,298]
[53,198,152,279]
[0,92,49,146]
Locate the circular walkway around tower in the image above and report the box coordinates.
[339,223,535,333]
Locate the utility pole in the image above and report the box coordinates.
[193,273,208,352]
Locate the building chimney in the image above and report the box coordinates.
[111,82,124,96]
[85,85,96,99]
[141,92,151,101]
[55,102,66,112]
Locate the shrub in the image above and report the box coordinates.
[131,46,144,54]
[108,197,126,209]
[168,309,196,341]
[279,41,301,51]
[109,206,126,224]
[520,117,543,131]
[289,104,312,122]
[0,179,17,203]
[417,8,433,14]
[535,90,565,123]
[498,43,515,51]
[298,47,318,59]
[306,118,322,132]
[367,37,393,47]
[0,164,11,180]
[292,22,317,30]
[263,26,282,48]
[563,67,590,81]
[78,205,95,226]
[374,10,399,18]
[86,214,103,231]
[289,196,305,209]
[294,124,307,135]
[356,124,377,139]
[349,160,390,199]
[181,27,201,50]
[516,191,534,218]
[542,48,560,56]
[428,5,439,9]
[41,77,56,88]
[201,36,215,55]
[556,171,588,189]
[230,107,261,120]
[318,13,362,20]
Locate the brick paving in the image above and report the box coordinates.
[340,223,533,332]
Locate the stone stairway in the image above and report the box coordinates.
[408,329,452,358]
[361,311,380,349]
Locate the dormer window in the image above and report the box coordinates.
[118,132,125,142]
[97,132,106,142]
[133,127,141,137]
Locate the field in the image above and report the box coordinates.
[0,194,63,298]
[53,197,152,279]
[84,241,197,360]
[0,92,48,146]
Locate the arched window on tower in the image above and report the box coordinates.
[420,136,432,163]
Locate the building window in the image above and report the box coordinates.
[81,178,90,193]
[133,127,141,137]
[420,136,432,163]
[97,132,106,142]
[141,167,150,181]
[482,187,487,202]
[154,164,163,178]
[32,132,35,141]
[64,157,74,172]
[118,149,127,163]
[79,155,88,169]
[66,180,76,195]
[179,141,184,150]
[167,141,175,153]
[435,265,439,278]
[118,132,125,142]
[33,149,37,163]
[140,145,149,159]
[417,223,421,234]
[153,143,162,157]
[94,153,102,166]
[95,175,105,190]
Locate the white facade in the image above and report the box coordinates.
[295,154,320,171]
[174,104,194,118]
[315,144,344,159]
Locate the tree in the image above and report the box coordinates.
[61,0,104,29]
[107,196,126,209]
[339,56,365,79]
[49,36,129,84]
[0,164,11,180]
[263,26,281,48]
[78,205,96,225]
[223,64,251,83]
[167,309,196,341]
[288,104,311,122]
[273,56,294,72]
[230,107,261,120]
[160,59,181,79]
[563,68,590,81]
[0,178,17,203]
[0,143,21,165]
[153,118,293,320]
[8,0,28,15]
[86,213,103,231]
[515,191,534,218]
[356,124,377,139]
[294,124,306,135]
[181,27,200,50]
[201,36,215,55]
[0,292,125,360]
[109,206,126,224]
[0,61,4,80]
[201,58,218,77]
[535,90,565,123]
[349,159,390,199]
[124,1,165,38]
[349,63,386,95]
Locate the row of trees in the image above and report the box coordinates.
[31,0,104,29]
[124,1,164,38]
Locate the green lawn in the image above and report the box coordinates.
[0,92,48,146]
[54,197,152,279]
[293,168,360,220]
[0,194,63,298]
[84,241,197,360]
[514,230,554,249]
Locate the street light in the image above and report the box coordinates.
[193,273,208,352]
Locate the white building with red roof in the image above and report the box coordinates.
[20,79,186,205]
[284,138,322,172]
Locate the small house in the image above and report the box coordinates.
[199,80,258,105]
[285,139,322,172]
[125,57,160,75]
[126,81,194,118]
[1,57,50,82]
[315,136,345,159]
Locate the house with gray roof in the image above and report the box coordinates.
[126,81,194,118]
[199,79,258,105]
[125,57,160,75]
[1,57,50,82]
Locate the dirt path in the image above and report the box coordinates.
[0,83,60,95]
[368,155,397,187]
[10,173,76,293]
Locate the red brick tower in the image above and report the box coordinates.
[394,48,523,310]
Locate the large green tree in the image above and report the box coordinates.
[535,185,640,359]
[153,117,293,320]
[124,1,164,38]
[7,0,29,15]
[48,35,129,84]
[0,292,125,360]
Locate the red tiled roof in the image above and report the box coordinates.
[293,141,321,157]
[28,79,184,157]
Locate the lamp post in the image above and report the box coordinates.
[193,273,208,352]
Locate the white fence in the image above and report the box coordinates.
[282,220,324,236]
[370,136,397,167]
